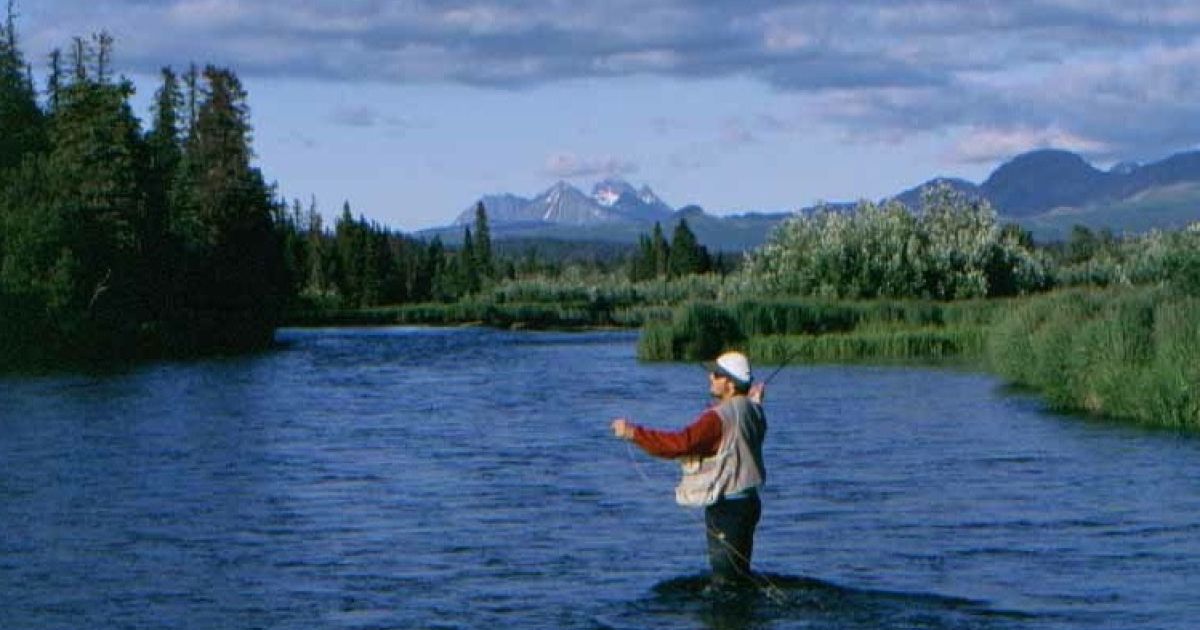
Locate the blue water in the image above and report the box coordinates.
[2,327,1198,629]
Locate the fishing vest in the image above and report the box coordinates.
[674,395,767,507]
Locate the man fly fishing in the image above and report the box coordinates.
[611,350,767,588]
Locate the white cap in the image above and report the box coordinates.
[705,351,753,385]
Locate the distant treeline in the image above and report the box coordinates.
[278,199,726,313]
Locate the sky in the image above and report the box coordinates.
[15,1,1200,231]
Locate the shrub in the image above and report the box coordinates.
[739,185,1048,300]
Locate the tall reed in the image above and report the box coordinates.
[638,299,998,362]
[986,287,1199,429]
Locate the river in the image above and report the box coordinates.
[2,327,1198,629]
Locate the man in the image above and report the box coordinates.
[611,350,767,586]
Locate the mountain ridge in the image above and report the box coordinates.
[429,149,1200,249]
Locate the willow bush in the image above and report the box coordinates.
[737,185,1049,300]
[1053,223,1200,289]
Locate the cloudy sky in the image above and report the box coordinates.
[17,1,1200,229]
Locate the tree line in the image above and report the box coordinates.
[279,200,727,312]
[0,19,290,363]
[0,8,768,366]
[279,201,500,311]
[628,218,717,281]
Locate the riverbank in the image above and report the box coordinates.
[284,300,671,330]
[284,285,1198,430]
[636,298,1006,364]
[637,288,1199,430]
[988,287,1198,429]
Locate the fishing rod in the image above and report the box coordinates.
[759,348,802,386]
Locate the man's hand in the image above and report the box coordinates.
[749,382,766,404]
[611,417,634,440]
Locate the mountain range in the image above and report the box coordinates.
[422,149,1200,249]
[452,179,675,226]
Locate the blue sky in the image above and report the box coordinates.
[17,1,1200,230]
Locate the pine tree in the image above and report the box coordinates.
[416,236,444,302]
[147,67,183,181]
[460,226,480,295]
[629,234,652,282]
[143,67,183,318]
[0,0,45,171]
[334,201,361,305]
[46,42,149,348]
[183,63,198,136]
[171,65,285,350]
[46,49,61,113]
[651,222,669,278]
[303,197,327,296]
[472,201,493,279]
[667,218,710,277]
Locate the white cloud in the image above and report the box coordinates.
[543,153,639,179]
[20,0,1200,161]
[165,0,248,29]
[950,126,1111,164]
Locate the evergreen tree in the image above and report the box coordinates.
[460,226,480,295]
[303,198,328,297]
[629,234,652,281]
[414,235,444,302]
[667,218,710,277]
[0,0,45,171]
[46,48,61,113]
[46,48,149,349]
[143,66,183,317]
[427,236,456,302]
[472,201,493,279]
[171,65,286,350]
[651,221,670,278]
[147,67,183,181]
[183,63,198,136]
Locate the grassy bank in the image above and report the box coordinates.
[637,289,1199,430]
[282,273,721,330]
[636,298,1004,363]
[285,300,673,330]
[987,287,1199,429]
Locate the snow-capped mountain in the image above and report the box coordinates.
[591,179,673,221]
[531,181,618,224]
[455,179,674,226]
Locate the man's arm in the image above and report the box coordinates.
[611,409,722,459]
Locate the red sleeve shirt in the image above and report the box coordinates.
[630,408,723,459]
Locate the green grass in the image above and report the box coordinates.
[746,327,987,364]
[286,299,673,330]
[639,290,1199,430]
[637,298,1001,363]
[986,287,1200,429]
